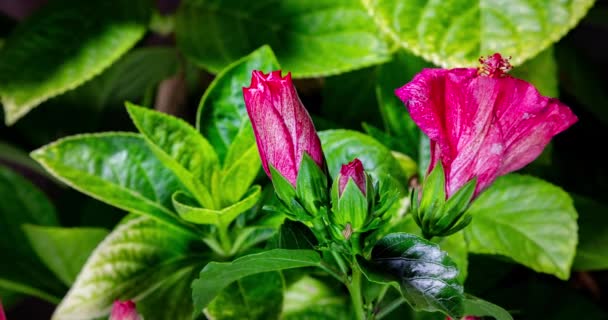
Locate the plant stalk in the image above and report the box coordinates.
[217,224,232,255]
[349,266,366,320]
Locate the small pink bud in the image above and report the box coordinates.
[110,300,142,320]
[338,159,366,196]
[0,299,6,320]
[243,70,324,186]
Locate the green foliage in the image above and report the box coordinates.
[52,216,205,320]
[31,133,188,229]
[0,0,150,124]
[282,276,350,319]
[22,225,108,286]
[319,129,406,184]
[192,249,322,316]
[206,272,284,320]
[465,174,578,279]
[0,165,64,303]
[176,0,390,77]
[361,0,595,68]
[197,45,280,162]
[359,233,465,318]
[572,196,608,270]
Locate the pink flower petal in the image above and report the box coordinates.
[396,53,577,197]
[110,300,142,320]
[339,158,366,196]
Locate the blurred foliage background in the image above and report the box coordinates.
[0,0,607,319]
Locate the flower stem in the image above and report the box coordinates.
[349,266,366,320]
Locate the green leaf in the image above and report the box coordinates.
[361,0,594,68]
[319,129,406,184]
[52,216,205,320]
[176,0,390,77]
[511,47,558,97]
[196,45,280,162]
[206,272,284,320]
[463,296,513,320]
[22,225,108,286]
[376,51,429,158]
[31,133,188,229]
[271,219,318,250]
[572,196,608,271]
[282,276,350,320]
[126,103,219,208]
[0,0,150,124]
[362,232,464,318]
[219,122,261,205]
[192,249,322,315]
[0,165,64,303]
[437,232,468,284]
[464,174,578,280]
[0,141,54,180]
[173,185,262,227]
[63,47,181,111]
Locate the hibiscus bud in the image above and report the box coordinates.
[243,70,328,221]
[110,300,142,320]
[396,53,577,237]
[329,159,374,245]
[338,158,366,196]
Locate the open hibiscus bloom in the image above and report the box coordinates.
[396,53,577,197]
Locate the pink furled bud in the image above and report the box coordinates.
[0,299,6,320]
[110,300,142,320]
[243,70,324,186]
[396,53,577,198]
[339,158,366,196]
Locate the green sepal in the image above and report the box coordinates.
[295,153,329,216]
[269,165,297,205]
[432,178,477,236]
[331,179,369,232]
[419,162,446,233]
[172,185,261,228]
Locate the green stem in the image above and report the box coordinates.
[331,251,349,275]
[376,297,406,319]
[349,266,366,320]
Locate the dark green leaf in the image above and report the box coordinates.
[464,174,578,279]
[0,0,150,124]
[192,249,322,315]
[463,295,513,320]
[0,165,64,303]
[63,47,180,111]
[22,225,108,286]
[196,45,280,162]
[52,216,206,320]
[31,133,189,229]
[363,233,464,318]
[362,0,594,68]
[272,219,318,250]
[572,196,608,270]
[206,272,284,320]
[176,0,390,77]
